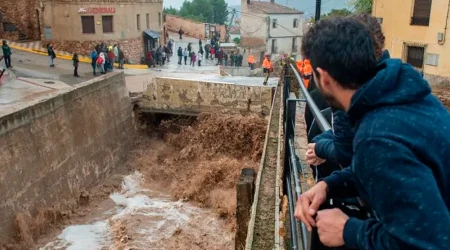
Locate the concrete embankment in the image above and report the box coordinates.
[0,72,135,243]
[139,76,275,116]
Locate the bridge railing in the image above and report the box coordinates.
[282,63,333,250]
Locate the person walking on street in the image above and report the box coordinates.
[210,47,215,60]
[204,44,210,60]
[223,52,228,66]
[47,44,56,67]
[183,48,188,65]
[90,49,98,75]
[97,52,106,74]
[2,40,12,68]
[177,47,183,65]
[262,54,273,85]
[107,48,115,71]
[162,49,166,65]
[191,52,197,67]
[198,50,203,67]
[72,53,80,77]
[199,38,202,48]
[113,44,119,64]
[179,28,184,40]
[118,49,125,69]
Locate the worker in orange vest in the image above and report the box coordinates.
[296,59,304,77]
[262,54,273,85]
[248,54,255,70]
[302,59,312,89]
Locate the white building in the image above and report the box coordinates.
[240,0,303,64]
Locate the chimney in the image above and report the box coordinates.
[247,0,250,4]
[270,0,274,3]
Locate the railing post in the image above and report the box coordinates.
[235,168,255,250]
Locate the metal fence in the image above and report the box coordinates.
[282,63,333,250]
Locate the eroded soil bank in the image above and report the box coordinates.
[4,113,267,250]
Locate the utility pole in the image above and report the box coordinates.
[315,0,322,21]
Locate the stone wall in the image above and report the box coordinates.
[42,37,143,63]
[140,77,273,116]
[425,73,450,87]
[165,14,226,41]
[0,0,40,41]
[0,72,135,241]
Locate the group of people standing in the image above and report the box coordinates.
[296,59,313,90]
[88,43,125,76]
[146,41,173,68]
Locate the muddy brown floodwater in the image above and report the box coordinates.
[28,113,267,250]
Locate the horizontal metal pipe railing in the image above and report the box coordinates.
[289,64,331,132]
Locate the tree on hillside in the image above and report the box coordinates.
[312,8,352,22]
[165,0,229,25]
[322,8,352,18]
[348,0,372,14]
[163,6,179,15]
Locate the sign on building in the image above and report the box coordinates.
[78,7,116,14]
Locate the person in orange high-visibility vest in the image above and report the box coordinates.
[296,60,304,77]
[302,59,312,89]
[248,54,255,70]
[262,54,273,85]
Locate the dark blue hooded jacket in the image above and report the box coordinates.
[312,50,391,168]
[312,110,354,167]
[323,59,450,250]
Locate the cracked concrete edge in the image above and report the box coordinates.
[7,44,149,69]
[245,85,278,250]
[274,79,284,250]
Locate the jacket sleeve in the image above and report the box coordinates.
[312,130,337,164]
[330,110,354,167]
[343,137,450,250]
[322,167,358,198]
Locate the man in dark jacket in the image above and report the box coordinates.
[177,47,183,65]
[295,16,450,250]
[2,40,12,68]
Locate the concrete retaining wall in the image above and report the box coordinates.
[0,72,135,239]
[140,77,273,116]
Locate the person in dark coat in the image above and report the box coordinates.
[2,40,12,68]
[296,16,450,250]
[72,53,79,77]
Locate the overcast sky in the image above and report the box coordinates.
[163,0,348,17]
[164,0,241,9]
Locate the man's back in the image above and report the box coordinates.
[346,59,450,249]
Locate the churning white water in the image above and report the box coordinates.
[40,171,232,250]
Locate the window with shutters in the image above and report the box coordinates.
[293,19,299,28]
[272,19,277,29]
[411,0,432,26]
[406,46,425,68]
[102,16,113,33]
[81,16,95,34]
[146,14,149,29]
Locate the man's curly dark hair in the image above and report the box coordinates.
[301,17,378,89]
[352,14,385,60]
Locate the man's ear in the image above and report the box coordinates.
[316,67,332,88]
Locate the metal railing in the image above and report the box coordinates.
[282,63,333,250]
